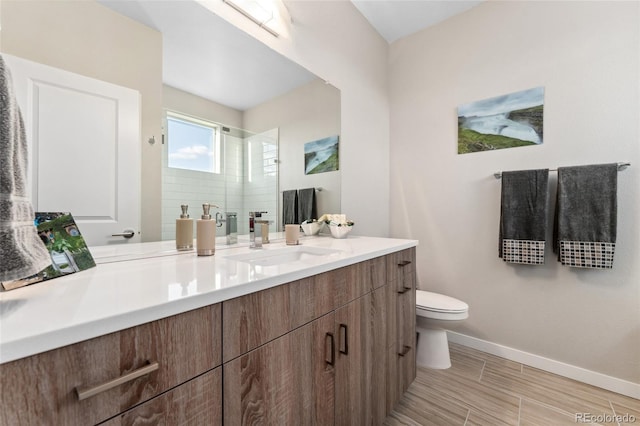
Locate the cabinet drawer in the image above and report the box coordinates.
[101,367,222,426]
[223,274,335,362]
[334,257,387,308]
[0,304,221,426]
[386,248,416,290]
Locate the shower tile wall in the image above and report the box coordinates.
[161,165,228,241]
[161,129,278,240]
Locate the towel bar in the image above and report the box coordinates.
[493,162,630,179]
[280,187,322,192]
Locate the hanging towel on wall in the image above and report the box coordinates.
[282,189,298,227]
[297,188,317,223]
[499,169,549,265]
[0,54,52,283]
[553,163,618,269]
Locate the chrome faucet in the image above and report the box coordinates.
[249,211,268,248]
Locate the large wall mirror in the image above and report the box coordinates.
[1,0,340,246]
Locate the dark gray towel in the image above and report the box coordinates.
[282,190,298,227]
[297,188,317,223]
[499,169,549,265]
[0,54,52,283]
[553,163,618,268]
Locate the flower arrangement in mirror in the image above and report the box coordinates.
[300,219,322,236]
[318,214,354,238]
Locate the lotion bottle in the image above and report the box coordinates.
[176,205,194,251]
[197,203,217,256]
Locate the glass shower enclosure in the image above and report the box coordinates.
[161,116,278,244]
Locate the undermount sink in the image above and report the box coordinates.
[224,246,342,266]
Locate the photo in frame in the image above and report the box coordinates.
[1,212,96,291]
[457,87,544,154]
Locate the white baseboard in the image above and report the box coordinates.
[447,331,640,400]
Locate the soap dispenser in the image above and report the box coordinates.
[176,204,194,251]
[197,203,217,256]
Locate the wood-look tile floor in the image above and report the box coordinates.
[385,343,640,426]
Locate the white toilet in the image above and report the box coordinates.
[416,290,469,369]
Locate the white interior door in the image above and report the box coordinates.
[3,53,141,246]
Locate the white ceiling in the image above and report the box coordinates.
[352,0,484,44]
[98,0,316,111]
[97,0,481,110]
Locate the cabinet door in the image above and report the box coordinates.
[223,274,335,362]
[101,367,222,426]
[386,249,417,409]
[396,279,416,394]
[386,248,416,288]
[0,305,221,426]
[334,285,388,426]
[334,258,387,309]
[223,313,335,425]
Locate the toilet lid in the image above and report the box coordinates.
[416,290,468,313]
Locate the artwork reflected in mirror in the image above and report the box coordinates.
[304,135,339,175]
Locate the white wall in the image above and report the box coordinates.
[202,0,390,237]
[389,1,639,383]
[244,79,341,227]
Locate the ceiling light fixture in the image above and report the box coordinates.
[222,0,279,37]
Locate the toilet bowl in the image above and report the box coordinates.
[416,290,469,369]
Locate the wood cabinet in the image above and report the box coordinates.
[334,256,386,308]
[101,367,222,426]
[334,285,388,426]
[386,248,417,411]
[221,254,414,426]
[222,273,335,363]
[224,313,335,425]
[0,305,222,426]
[222,270,339,425]
[1,249,416,426]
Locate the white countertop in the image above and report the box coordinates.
[0,235,417,364]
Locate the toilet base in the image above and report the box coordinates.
[416,326,451,369]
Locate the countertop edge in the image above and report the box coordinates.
[0,238,417,364]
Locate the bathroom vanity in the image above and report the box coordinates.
[0,236,417,425]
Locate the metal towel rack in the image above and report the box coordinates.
[281,187,323,192]
[493,162,631,179]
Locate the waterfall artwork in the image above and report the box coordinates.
[457,87,544,154]
[304,135,339,175]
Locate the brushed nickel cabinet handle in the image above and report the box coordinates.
[398,345,411,357]
[75,361,159,401]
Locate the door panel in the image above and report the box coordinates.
[223,313,335,425]
[334,286,387,426]
[3,54,141,246]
